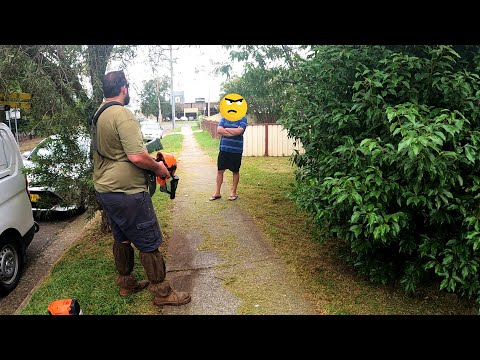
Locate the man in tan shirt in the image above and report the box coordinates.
[93,70,190,307]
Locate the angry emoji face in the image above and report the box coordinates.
[219,93,247,121]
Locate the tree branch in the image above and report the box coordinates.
[87,45,114,107]
[21,45,89,106]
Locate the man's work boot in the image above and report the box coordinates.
[116,274,150,296]
[113,242,149,296]
[150,284,191,306]
[139,249,191,307]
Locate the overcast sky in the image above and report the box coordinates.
[122,45,244,112]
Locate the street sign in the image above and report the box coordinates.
[0,92,32,110]
[0,101,31,109]
[0,92,32,101]
[0,92,31,145]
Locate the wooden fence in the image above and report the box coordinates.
[201,120,304,157]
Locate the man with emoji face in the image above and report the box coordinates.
[209,93,248,201]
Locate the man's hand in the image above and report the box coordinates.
[127,151,170,179]
[217,126,229,136]
[156,161,170,179]
[225,126,244,136]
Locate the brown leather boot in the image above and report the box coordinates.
[151,285,191,306]
[139,249,191,307]
[116,275,150,296]
[113,242,149,296]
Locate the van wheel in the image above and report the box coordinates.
[0,237,22,295]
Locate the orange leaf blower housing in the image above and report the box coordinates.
[48,299,83,315]
[155,151,179,199]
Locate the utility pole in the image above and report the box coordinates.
[169,45,175,130]
[208,83,211,117]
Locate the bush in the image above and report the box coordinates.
[280,45,480,303]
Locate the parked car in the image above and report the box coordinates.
[180,116,188,121]
[22,133,91,214]
[140,121,163,141]
[0,122,39,295]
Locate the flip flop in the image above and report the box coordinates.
[228,195,238,201]
[209,195,222,201]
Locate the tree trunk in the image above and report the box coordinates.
[87,45,114,113]
[88,45,115,233]
[100,210,112,233]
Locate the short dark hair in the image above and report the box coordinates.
[103,70,128,98]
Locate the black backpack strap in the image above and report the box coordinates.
[92,101,122,159]
[92,101,123,126]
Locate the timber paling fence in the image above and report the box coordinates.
[201,120,304,157]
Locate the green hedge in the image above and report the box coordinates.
[280,45,480,304]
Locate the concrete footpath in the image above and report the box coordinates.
[161,126,316,314]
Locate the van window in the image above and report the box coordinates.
[0,128,13,178]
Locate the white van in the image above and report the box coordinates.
[0,122,38,295]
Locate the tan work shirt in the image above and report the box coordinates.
[93,104,147,194]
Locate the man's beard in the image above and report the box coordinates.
[124,94,130,106]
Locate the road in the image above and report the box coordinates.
[160,121,194,133]
[0,211,87,315]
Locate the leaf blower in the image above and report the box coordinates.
[48,298,83,315]
[154,151,179,200]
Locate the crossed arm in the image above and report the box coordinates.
[217,125,245,137]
